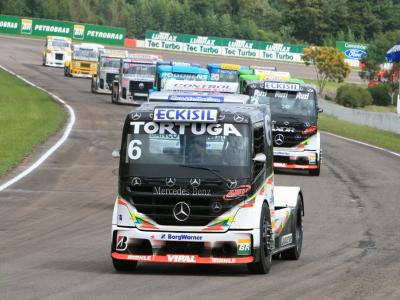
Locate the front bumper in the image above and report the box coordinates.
[273,149,319,169]
[71,69,95,78]
[45,60,65,68]
[118,95,146,106]
[111,226,256,264]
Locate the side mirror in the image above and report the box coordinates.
[318,107,323,113]
[253,153,266,163]
[112,149,120,158]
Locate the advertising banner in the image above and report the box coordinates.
[336,41,368,67]
[145,30,184,51]
[0,15,20,35]
[182,34,222,55]
[220,38,261,58]
[259,42,306,62]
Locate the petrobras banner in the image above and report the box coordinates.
[163,79,240,93]
[0,14,125,46]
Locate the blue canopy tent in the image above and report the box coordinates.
[386,41,400,113]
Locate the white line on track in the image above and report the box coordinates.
[322,131,400,158]
[0,65,76,192]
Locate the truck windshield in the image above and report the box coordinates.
[72,50,97,61]
[101,58,120,68]
[123,122,250,178]
[251,89,317,123]
[211,70,239,82]
[123,63,156,75]
[49,41,70,48]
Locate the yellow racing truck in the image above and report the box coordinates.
[64,43,104,78]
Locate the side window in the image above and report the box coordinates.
[253,123,265,178]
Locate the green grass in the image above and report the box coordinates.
[362,105,397,113]
[319,114,400,153]
[0,69,66,177]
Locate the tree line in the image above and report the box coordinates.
[1,0,400,46]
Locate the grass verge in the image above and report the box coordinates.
[0,68,66,177]
[319,114,400,153]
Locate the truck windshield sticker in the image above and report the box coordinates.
[163,80,239,93]
[154,108,219,123]
[264,82,300,91]
[167,95,224,103]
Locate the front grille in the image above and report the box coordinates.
[129,80,153,94]
[130,195,237,227]
[81,63,91,69]
[274,155,310,165]
[272,132,307,148]
[106,73,116,85]
[55,53,63,60]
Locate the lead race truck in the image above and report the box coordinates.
[245,81,322,175]
[111,101,304,274]
[111,54,161,105]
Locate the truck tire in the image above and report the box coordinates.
[112,258,137,272]
[111,90,119,104]
[247,202,272,274]
[309,161,321,176]
[281,196,303,260]
[91,78,96,93]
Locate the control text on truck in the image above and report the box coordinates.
[245,81,322,175]
[111,102,304,274]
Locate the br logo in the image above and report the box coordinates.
[21,19,32,34]
[116,235,128,251]
[73,24,85,40]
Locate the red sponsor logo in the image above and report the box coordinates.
[167,255,197,263]
[223,185,251,201]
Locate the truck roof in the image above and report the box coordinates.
[130,101,266,124]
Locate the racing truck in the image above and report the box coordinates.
[91,49,129,94]
[207,63,248,86]
[244,80,323,175]
[154,61,210,91]
[111,54,161,105]
[42,36,72,67]
[64,43,104,78]
[111,101,304,274]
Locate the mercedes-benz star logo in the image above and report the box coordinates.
[131,177,142,187]
[284,121,290,126]
[138,82,145,89]
[149,113,154,119]
[173,202,190,222]
[190,178,201,187]
[218,114,226,121]
[165,177,176,187]
[274,134,285,146]
[233,114,244,122]
[226,180,238,189]
[131,112,141,120]
[211,201,222,213]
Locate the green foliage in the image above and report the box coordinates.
[368,85,392,106]
[336,84,373,108]
[303,47,351,95]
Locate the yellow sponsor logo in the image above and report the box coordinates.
[73,24,85,39]
[221,63,241,71]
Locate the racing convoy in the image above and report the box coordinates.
[111,53,161,105]
[111,101,304,274]
[42,36,72,67]
[91,49,128,94]
[245,80,322,175]
[64,43,104,78]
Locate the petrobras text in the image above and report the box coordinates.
[154,108,218,123]
[264,82,300,92]
[129,122,242,137]
[167,94,224,103]
[163,79,239,93]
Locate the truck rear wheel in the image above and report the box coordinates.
[247,202,272,274]
[281,196,303,260]
[112,258,137,272]
[309,162,321,176]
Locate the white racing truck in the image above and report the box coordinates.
[91,49,129,94]
[111,54,161,105]
[42,36,72,67]
[111,100,304,274]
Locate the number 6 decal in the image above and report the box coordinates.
[128,139,142,160]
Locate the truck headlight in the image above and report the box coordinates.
[73,61,80,67]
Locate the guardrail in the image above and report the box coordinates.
[0,14,126,46]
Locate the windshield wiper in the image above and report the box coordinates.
[179,164,232,185]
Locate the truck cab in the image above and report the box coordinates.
[111,53,161,105]
[91,49,129,94]
[64,43,104,78]
[42,36,72,68]
[245,80,322,175]
[207,63,247,84]
[111,102,304,274]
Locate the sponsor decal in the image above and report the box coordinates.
[228,40,254,49]
[344,48,367,60]
[264,43,291,52]
[237,239,251,255]
[189,36,215,46]
[159,233,203,241]
[116,235,128,251]
[163,80,238,93]
[154,108,218,123]
[168,255,196,262]
[273,162,318,169]
[160,72,208,81]
[154,186,211,196]
[264,82,300,91]
[296,92,310,100]
[0,21,18,29]
[128,255,152,261]
[274,134,285,146]
[21,19,32,34]
[151,32,178,42]
[167,95,224,103]
[34,24,70,34]
[223,185,251,201]
[130,121,242,137]
[280,234,293,247]
[220,63,241,71]
[273,127,295,133]
[73,24,85,40]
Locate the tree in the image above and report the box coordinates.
[303,46,351,95]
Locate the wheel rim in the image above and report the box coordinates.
[262,211,272,260]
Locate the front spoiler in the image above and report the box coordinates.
[112,252,253,264]
[274,162,318,169]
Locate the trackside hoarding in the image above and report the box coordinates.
[336,41,368,67]
[145,30,308,63]
[0,15,126,46]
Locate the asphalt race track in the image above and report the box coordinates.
[0,35,399,299]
